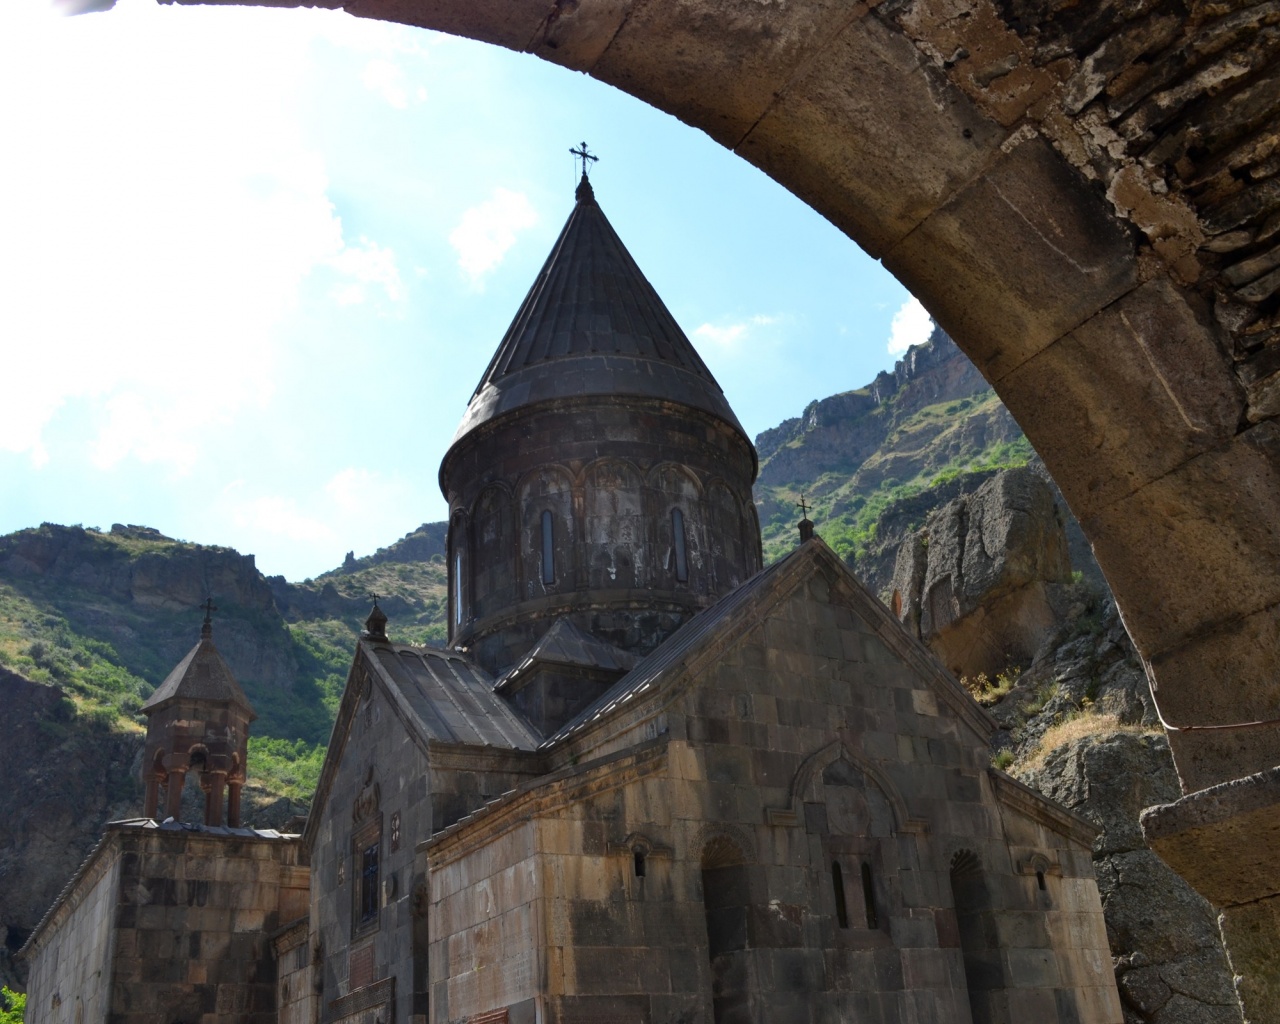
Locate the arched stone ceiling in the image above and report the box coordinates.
[173,0,1280,799]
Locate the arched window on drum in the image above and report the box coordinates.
[448,510,471,635]
[519,468,575,596]
[650,465,703,594]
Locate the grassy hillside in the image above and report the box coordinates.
[0,524,449,811]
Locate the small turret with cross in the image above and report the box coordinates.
[797,495,815,543]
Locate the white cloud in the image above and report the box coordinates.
[362,58,411,109]
[693,314,780,350]
[887,296,934,356]
[449,189,539,284]
[328,238,405,306]
[231,495,336,545]
[324,467,409,516]
[0,0,405,473]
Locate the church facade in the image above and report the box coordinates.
[296,176,1121,1024]
[23,174,1123,1024]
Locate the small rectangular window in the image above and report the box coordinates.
[541,510,555,584]
[832,861,849,929]
[360,842,380,924]
[861,862,877,929]
[672,508,688,582]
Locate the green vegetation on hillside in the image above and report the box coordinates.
[0,523,452,815]
[1,985,26,1024]
[757,390,1033,567]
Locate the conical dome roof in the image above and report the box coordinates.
[449,177,746,446]
[140,627,255,719]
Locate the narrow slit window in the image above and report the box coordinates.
[453,550,463,626]
[672,508,688,582]
[861,862,878,929]
[634,850,647,878]
[1036,870,1046,892]
[541,510,555,584]
[832,862,849,929]
[360,842,380,924]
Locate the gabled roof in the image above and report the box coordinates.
[140,634,255,718]
[495,617,638,693]
[304,639,541,849]
[366,642,541,749]
[449,178,746,447]
[542,537,999,749]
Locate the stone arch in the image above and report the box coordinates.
[582,458,647,590]
[517,465,576,597]
[470,482,517,620]
[777,739,925,835]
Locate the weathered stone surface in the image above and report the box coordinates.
[1142,765,1280,912]
[997,277,1245,521]
[884,134,1138,383]
[1084,419,1280,667]
[891,467,1072,678]
[738,10,1007,257]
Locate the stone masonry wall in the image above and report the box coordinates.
[23,842,121,1024]
[107,826,307,1024]
[426,551,1120,1022]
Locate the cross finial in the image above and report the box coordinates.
[200,597,217,638]
[796,495,815,544]
[570,141,598,180]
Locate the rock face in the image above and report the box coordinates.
[890,467,1072,678]
[0,524,299,696]
[1019,732,1242,1024]
[0,668,142,988]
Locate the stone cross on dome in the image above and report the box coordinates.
[570,141,598,179]
[201,597,217,639]
[571,142,599,203]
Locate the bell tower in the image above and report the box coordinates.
[440,169,762,677]
[140,601,256,827]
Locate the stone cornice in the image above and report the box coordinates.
[420,737,668,867]
[990,768,1099,849]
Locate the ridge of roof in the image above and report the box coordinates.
[140,635,255,718]
[449,185,746,446]
[541,537,999,750]
[540,545,804,747]
[495,617,639,692]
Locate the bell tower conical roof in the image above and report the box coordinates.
[449,177,747,447]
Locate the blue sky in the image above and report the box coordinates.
[0,0,933,581]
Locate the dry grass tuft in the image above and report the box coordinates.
[1017,712,1159,773]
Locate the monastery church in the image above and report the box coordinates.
[21,172,1124,1024]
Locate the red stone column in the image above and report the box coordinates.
[227,780,243,828]
[143,774,159,820]
[165,770,185,820]
[203,772,227,826]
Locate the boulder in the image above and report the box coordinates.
[890,467,1071,678]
